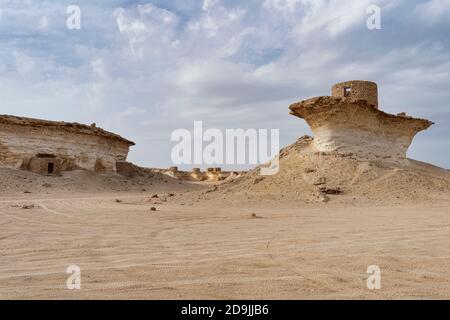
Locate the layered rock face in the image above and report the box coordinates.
[289,81,433,161]
[0,115,134,173]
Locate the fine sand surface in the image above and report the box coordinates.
[1,190,450,299]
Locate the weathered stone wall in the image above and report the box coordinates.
[0,115,134,172]
[332,80,378,108]
[116,161,137,177]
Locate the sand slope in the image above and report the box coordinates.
[210,136,450,205]
[0,166,203,196]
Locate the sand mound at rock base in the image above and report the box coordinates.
[204,136,450,205]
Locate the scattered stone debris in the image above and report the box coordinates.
[253,177,265,185]
[313,177,327,185]
[319,187,342,195]
[205,186,218,193]
[167,193,175,197]
[151,194,159,198]
[12,204,36,209]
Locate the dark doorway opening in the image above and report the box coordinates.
[48,162,54,175]
[344,87,352,97]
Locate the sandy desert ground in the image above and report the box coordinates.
[1,187,450,299]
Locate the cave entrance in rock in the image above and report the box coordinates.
[48,162,54,175]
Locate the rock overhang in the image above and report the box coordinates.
[0,114,135,146]
[289,92,434,161]
[289,96,433,132]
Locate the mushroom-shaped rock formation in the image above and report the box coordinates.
[289,81,433,161]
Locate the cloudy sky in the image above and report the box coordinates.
[0,0,449,169]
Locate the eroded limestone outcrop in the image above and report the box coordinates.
[289,81,433,161]
[0,115,135,174]
[206,81,448,204]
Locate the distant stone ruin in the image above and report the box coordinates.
[163,166,243,182]
[0,115,134,176]
[289,80,433,161]
[331,80,379,108]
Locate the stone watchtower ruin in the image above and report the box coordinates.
[331,80,379,108]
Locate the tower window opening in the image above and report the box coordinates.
[344,87,352,97]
